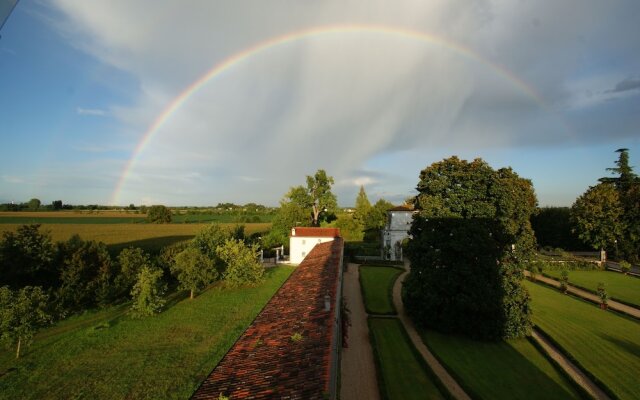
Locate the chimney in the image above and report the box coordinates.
[291,228,296,236]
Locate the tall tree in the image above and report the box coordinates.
[570,183,624,253]
[404,156,535,340]
[171,247,217,299]
[0,286,52,358]
[600,148,637,192]
[146,205,172,223]
[130,266,166,318]
[286,170,337,226]
[0,224,56,288]
[354,185,372,223]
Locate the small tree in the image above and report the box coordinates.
[146,205,172,223]
[216,239,264,287]
[571,183,624,254]
[28,198,41,211]
[559,270,569,294]
[597,282,609,309]
[171,247,217,299]
[116,247,153,297]
[0,286,52,358]
[130,266,166,318]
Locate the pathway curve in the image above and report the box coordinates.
[392,265,472,400]
[530,329,611,400]
[340,263,380,400]
[524,271,640,319]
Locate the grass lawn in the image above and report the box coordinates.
[359,266,403,315]
[420,330,583,400]
[0,266,294,400]
[368,318,445,400]
[526,281,640,400]
[543,269,640,307]
[0,223,271,254]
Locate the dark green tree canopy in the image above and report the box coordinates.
[146,205,172,224]
[404,156,535,340]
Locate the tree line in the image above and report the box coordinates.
[0,223,263,358]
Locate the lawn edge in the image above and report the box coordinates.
[359,265,404,316]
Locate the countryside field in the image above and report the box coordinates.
[543,269,640,307]
[0,266,294,399]
[525,281,640,400]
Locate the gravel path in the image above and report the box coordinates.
[530,329,611,400]
[340,263,381,400]
[392,266,472,400]
[525,271,640,318]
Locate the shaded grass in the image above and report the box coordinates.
[543,269,640,307]
[0,267,294,400]
[368,318,446,400]
[419,329,583,400]
[0,223,271,254]
[526,281,640,400]
[359,266,403,315]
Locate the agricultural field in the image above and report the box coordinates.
[0,266,294,400]
[359,266,403,315]
[420,330,582,400]
[543,269,640,307]
[0,223,271,254]
[368,318,446,400]
[526,281,640,400]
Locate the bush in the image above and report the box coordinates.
[216,239,264,287]
[619,260,631,274]
[130,266,166,318]
[559,271,569,293]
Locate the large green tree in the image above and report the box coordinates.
[570,183,625,253]
[216,239,264,287]
[171,247,217,299]
[0,286,52,358]
[0,224,56,288]
[28,198,41,211]
[287,169,337,226]
[146,205,172,223]
[354,185,372,224]
[403,156,535,340]
[130,266,166,318]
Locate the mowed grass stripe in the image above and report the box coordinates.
[0,266,294,400]
[526,281,640,400]
[419,329,583,400]
[543,269,640,307]
[369,318,446,400]
[359,266,403,315]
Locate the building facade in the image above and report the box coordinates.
[381,205,414,261]
[289,227,341,264]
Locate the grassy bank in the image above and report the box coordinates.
[543,269,640,307]
[0,266,294,399]
[526,281,640,400]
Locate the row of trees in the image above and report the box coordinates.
[0,223,264,357]
[571,149,639,262]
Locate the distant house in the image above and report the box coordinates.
[382,205,414,261]
[289,227,341,264]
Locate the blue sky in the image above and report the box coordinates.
[1,1,639,207]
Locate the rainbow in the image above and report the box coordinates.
[110,24,549,205]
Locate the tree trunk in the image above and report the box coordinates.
[190,289,194,299]
[16,337,21,359]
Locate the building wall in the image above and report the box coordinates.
[382,211,413,260]
[290,236,336,264]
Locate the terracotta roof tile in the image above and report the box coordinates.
[191,239,343,400]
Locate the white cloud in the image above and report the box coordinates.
[46,0,640,205]
[76,107,106,116]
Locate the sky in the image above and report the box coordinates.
[1,1,639,207]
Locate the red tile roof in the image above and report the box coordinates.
[290,227,341,238]
[191,239,344,400]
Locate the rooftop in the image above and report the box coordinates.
[191,239,343,400]
[290,227,341,238]
[388,205,414,212]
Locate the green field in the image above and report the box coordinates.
[420,330,582,400]
[543,269,640,307]
[0,223,271,254]
[359,266,403,315]
[0,266,294,399]
[369,318,446,400]
[526,281,640,400]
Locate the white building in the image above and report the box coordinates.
[289,227,341,264]
[382,205,414,260]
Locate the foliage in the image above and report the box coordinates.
[369,198,394,231]
[0,286,52,358]
[599,148,637,191]
[116,247,153,297]
[56,236,115,310]
[28,198,41,211]
[404,156,535,340]
[619,260,631,274]
[354,185,372,225]
[266,201,310,247]
[171,247,217,299]
[570,183,624,252]
[0,224,57,288]
[146,205,172,224]
[0,267,294,399]
[130,266,166,318]
[216,239,264,287]
[596,282,608,305]
[530,207,587,250]
[285,169,338,226]
[559,270,569,293]
[331,213,364,242]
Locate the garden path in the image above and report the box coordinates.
[530,329,611,400]
[340,263,381,400]
[392,264,472,400]
[525,271,640,319]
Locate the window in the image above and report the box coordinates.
[302,239,306,245]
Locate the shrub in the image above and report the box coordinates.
[619,260,631,274]
[559,271,569,293]
[216,239,264,287]
[130,266,166,318]
[597,282,609,306]
[171,247,217,299]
